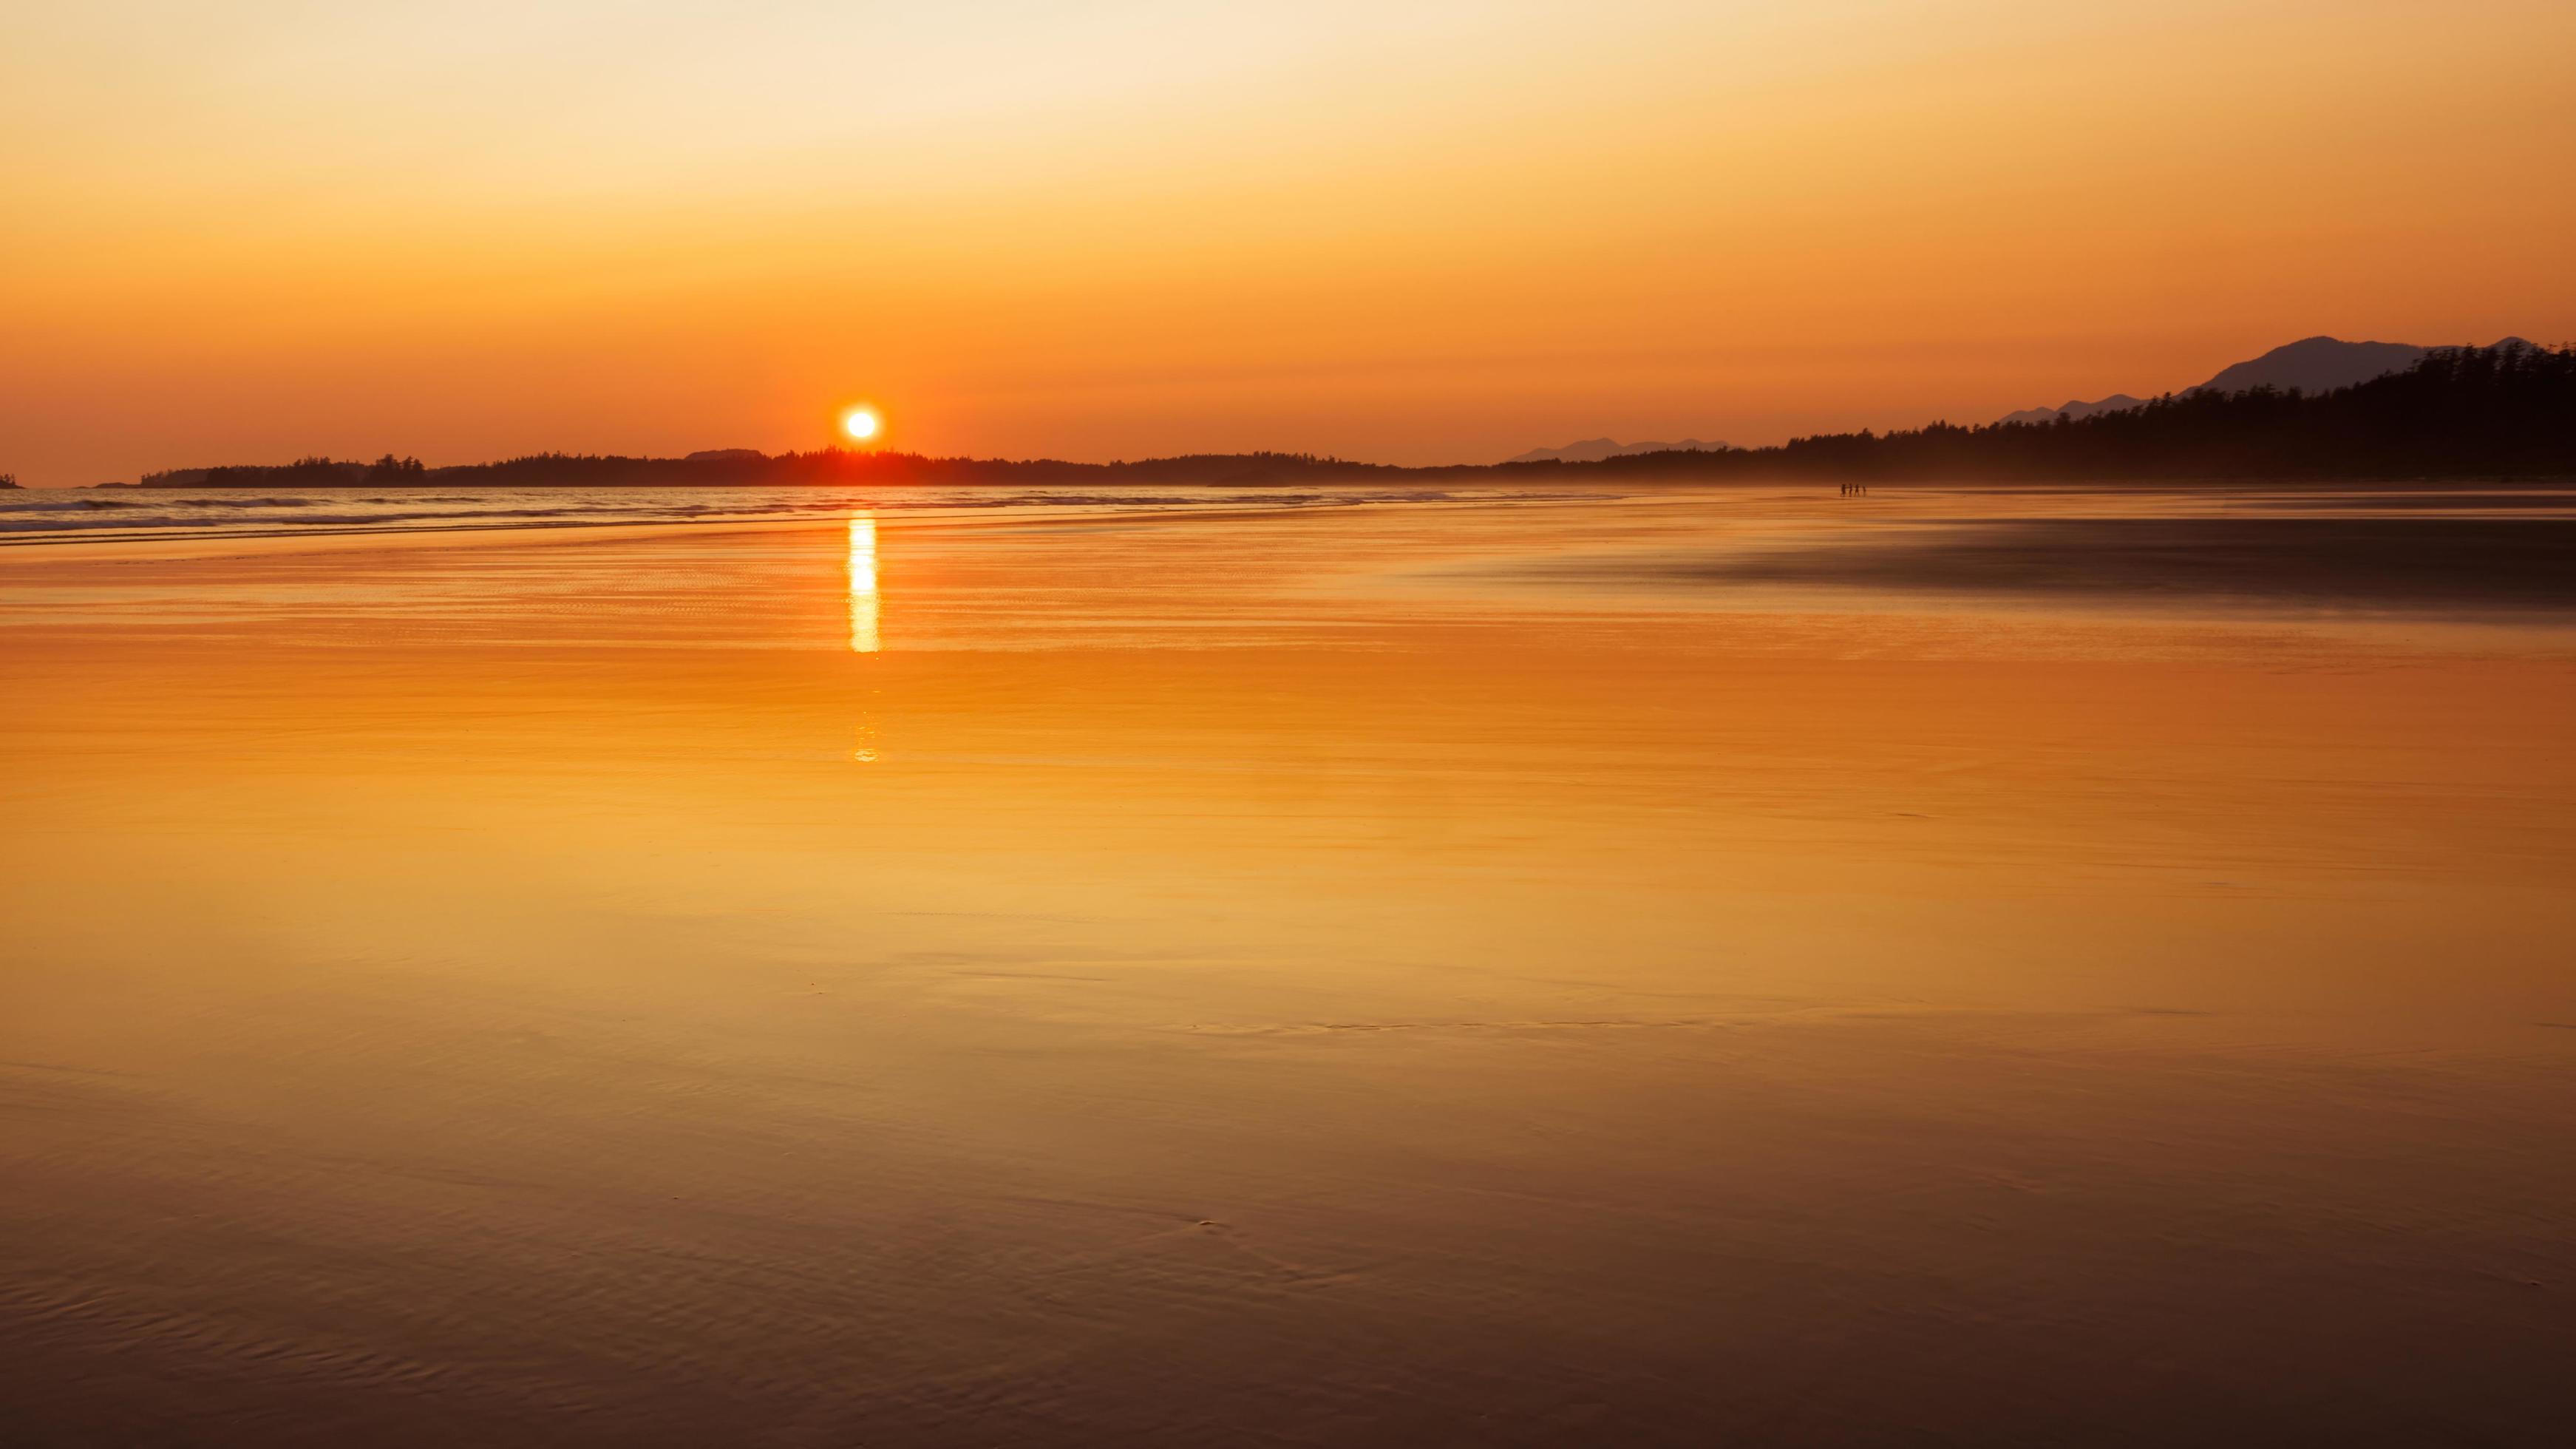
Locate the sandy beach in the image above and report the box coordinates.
[5,485,2575,1445]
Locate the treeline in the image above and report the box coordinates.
[146,454,429,488]
[135,342,2573,489]
[1571,339,2575,482]
[140,448,1404,489]
[429,449,1404,489]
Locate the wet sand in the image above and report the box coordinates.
[4,486,2574,1445]
[1623,515,2576,607]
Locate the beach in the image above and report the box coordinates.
[5,483,2575,1445]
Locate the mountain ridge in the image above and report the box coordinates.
[1506,437,1727,464]
[1999,394,2150,427]
[101,340,2571,489]
[1996,335,2541,425]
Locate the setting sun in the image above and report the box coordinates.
[9,4,2575,1442]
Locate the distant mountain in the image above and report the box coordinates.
[1999,335,2541,424]
[120,339,2572,491]
[1998,394,2149,427]
[1507,437,1725,464]
[2191,336,2432,396]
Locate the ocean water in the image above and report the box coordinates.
[0,483,1549,547]
[3,482,2573,1445]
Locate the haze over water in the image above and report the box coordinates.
[5,484,2573,1445]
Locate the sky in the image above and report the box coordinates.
[4,0,2572,484]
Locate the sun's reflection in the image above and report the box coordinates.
[847,513,880,655]
[848,513,882,762]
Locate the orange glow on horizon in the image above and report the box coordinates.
[1,1,2570,485]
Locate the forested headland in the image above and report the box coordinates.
[135,341,2573,489]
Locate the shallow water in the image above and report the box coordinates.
[4,484,2573,1445]
[0,482,1564,547]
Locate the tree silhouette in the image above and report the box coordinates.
[148,342,2575,489]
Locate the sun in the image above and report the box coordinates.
[841,407,881,443]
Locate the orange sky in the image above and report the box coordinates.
[4,1,2572,485]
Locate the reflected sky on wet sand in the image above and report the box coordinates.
[2,485,2574,1446]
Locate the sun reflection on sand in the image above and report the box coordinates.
[847,514,880,656]
[10,488,2576,1443]
[849,513,881,762]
